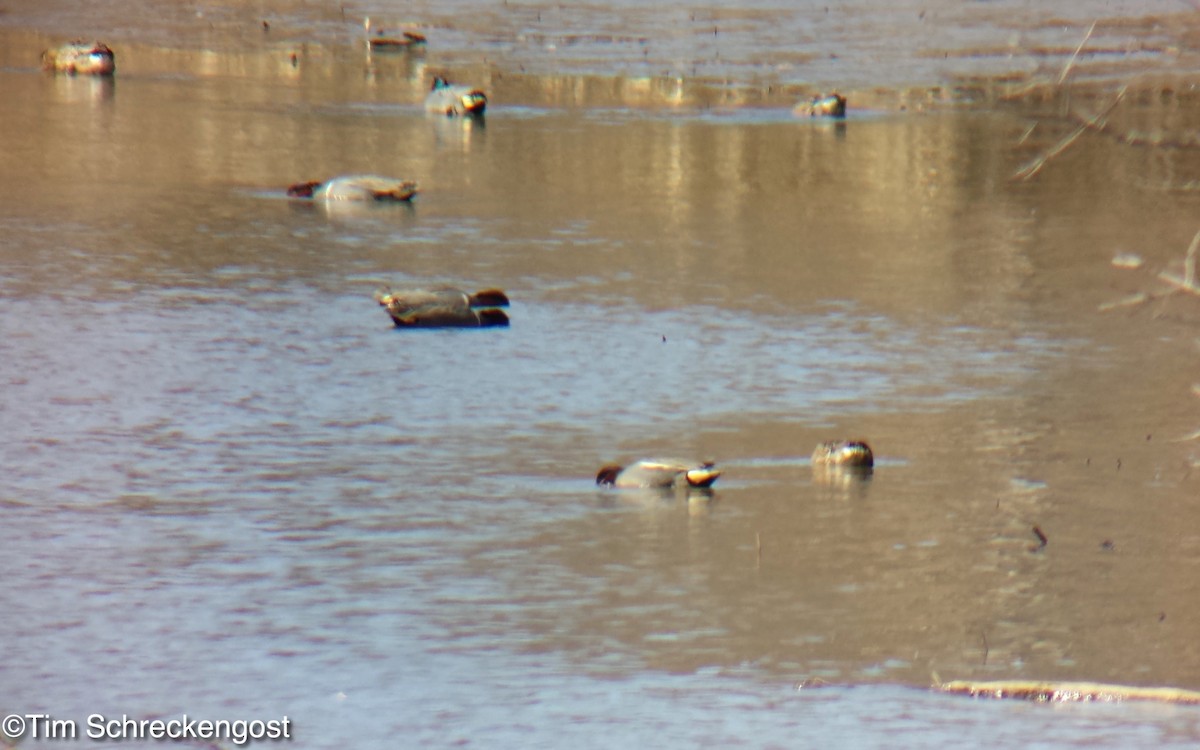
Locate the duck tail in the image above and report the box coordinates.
[287,180,320,198]
[596,465,622,486]
[370,181,418,202]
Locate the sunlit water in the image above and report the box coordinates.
[3,5,1200,749]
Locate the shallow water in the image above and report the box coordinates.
[6,0,1200,93]
[3,5,1200,749]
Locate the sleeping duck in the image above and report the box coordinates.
[287,175,417,202]
[42,41,115,75]
[424,76,487,117]
[364,17,426,51]
[811,440,874,468]
[798,93,846,118]
[375,287,509,328]
[596,459,721,489]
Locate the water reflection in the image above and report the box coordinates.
[3,19,1200,750]
[286,194,419,223]
[428,111,485,151]
[811,463,874,493]
[51,73,115,103]
[596,485,718,511]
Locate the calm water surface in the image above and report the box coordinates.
[3,4,1200,748]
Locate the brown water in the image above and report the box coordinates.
[3,3,1200,748]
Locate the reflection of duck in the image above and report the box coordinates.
[811,440,874,467]
[42,41,115,75]
[364,17,426,50]
[425,77,487,117]
[596,459,721,489]
[287,175,417,202]
[50,74,115,104]
[798,93,846,118]
[375,287,510,328]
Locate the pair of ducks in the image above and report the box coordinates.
[597,441,874,489]
[43,38,487,118]
[286,78,487,321]
[282,72,484,203]
[372,287,878,485]
[361,18,486,115]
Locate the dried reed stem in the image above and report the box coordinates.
[1152,230,1200,296]
[1012,86,1126,181]
[1185,229,1199,287]
[1097,292,1150,312]
[1059,20,1098,84]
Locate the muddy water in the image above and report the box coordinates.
[3,4,1200,749]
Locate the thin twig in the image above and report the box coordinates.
[1097,292,1151,312]
[1157,271,1200,298]
[1141,229,1200,297]
[1185,229,1200,287]
[1059,20,1098,84]
[1032,525,1048,551]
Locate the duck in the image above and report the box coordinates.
[42,41,115,75]
[811,440,874,468]
[424,76,487,117]
[287,175,417,202]
[363,17,426,51]
[798,93,846,118]
[596,459,721,489]
[375,287,510,328]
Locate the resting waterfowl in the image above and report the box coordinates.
[364,17,426,50]
[596,459,721,489]
[425,76,487,117]
[811,440,874,468]
[375,287,510,328]
[798,93,846,118]
[287,175,417,202]
[42,41,115,75]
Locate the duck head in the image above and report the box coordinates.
[431,76,487,116]
[807,93,847,118]
[684,462,721,487]
[468,289,509,308]
[811,440,874,467]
